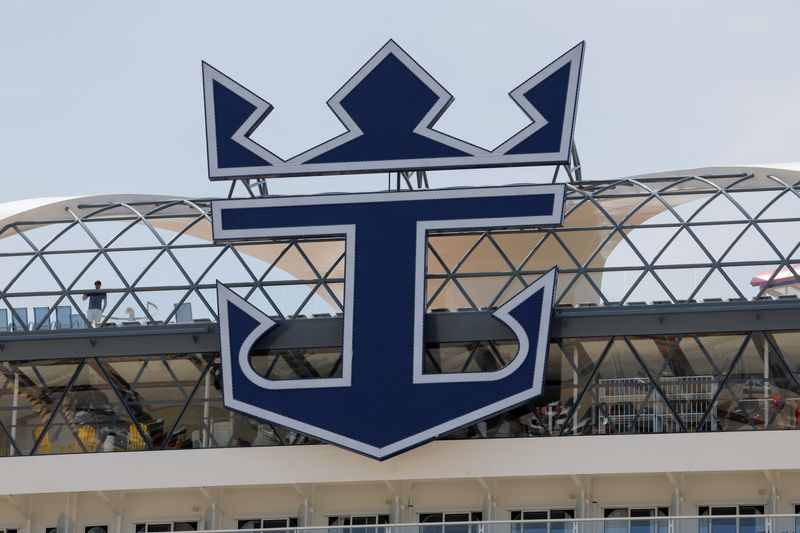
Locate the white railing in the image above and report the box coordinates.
[194,514,800,533]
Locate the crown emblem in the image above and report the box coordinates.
[203,40,584,179]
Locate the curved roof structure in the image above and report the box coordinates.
[0,195,170,226]
[2,165,800,330]
[2,166,800,461]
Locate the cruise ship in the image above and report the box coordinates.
[2,163,800,533]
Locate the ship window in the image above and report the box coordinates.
[238,518,298,533]
[419,512,483,533]
[328,515,390,526]
[328,515,389,533]
[794,505,800,533]
[603,508,669,533]
[135,522,198,533]
[511,509,575,533]
[699,506,765,533]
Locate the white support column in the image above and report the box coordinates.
[3,495,30,530]
[386,481,408,526]
[118,492,126,533]
[71,492,79,533]
[764,471,779,513]
[56,512,68,533]
[768,484,779,511]
[199,487,224,530]
[571,476,591,533]
[765,469,780,533]
[59,493,78,533]
[293,484,314,527]
[477,477,496,533]
[482,492,495,520]
[297,500,312,528]
[665,473,684,533]
[389,493,408,533]
[406,485,419,533]
[389,496,403,523]
[203,505,215,531]
[670,488,680,533]
[95,491,124,533]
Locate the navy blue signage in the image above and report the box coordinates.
[213,184,564,459]
[203,40,584,179]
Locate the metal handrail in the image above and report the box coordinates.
[188,514,800,533]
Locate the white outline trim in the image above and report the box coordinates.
[289,40,486,164]
[212,184,565,459]
[216,224,356,390]
[411,202,563,384]
[412,268,556,387]
[217,282,353,390]
[203,62,284,179]
[202,42,585,179]
[211,185,564,214]
[493,41,585,157]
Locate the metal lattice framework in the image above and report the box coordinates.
[2,328,800,456]
[424,169,800,312]
[2,166,800,456]
[0,198,346,331]
[2,168,800,333]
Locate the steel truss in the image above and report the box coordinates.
[2,170,800,454]
[2,301,800,455]
[2,171,800,334]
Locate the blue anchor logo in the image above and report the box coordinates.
[213,184,564,459]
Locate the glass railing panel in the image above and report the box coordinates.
[202,516,800,533]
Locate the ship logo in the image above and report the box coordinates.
[203,40,584,179]
[213,184,563,459]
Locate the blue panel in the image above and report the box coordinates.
[710,519,737,533]
[309,54,470,164]
[227,291,545,449]
[11,308,28,331]
[174,302,193,323]
[221,194,556,231]
[507,63,571,155]
[216,186,563,457]
[213,80,273,169]
[739,518,764,533]
[56,306,72,329]
[33,307,50,330]
[203,41,584,179]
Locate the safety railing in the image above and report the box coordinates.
[188,515,800,533]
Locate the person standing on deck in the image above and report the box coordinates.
[82,280,107,327]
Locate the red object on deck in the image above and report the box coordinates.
[750,265,800,288]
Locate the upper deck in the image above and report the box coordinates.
[2,166,800,460]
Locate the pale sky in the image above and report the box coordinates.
[1,0,798,202]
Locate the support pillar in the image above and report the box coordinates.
[297,499,313,528]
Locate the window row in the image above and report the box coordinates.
[18,506,800,533]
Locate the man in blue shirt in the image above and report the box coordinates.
[82,280,107,327]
